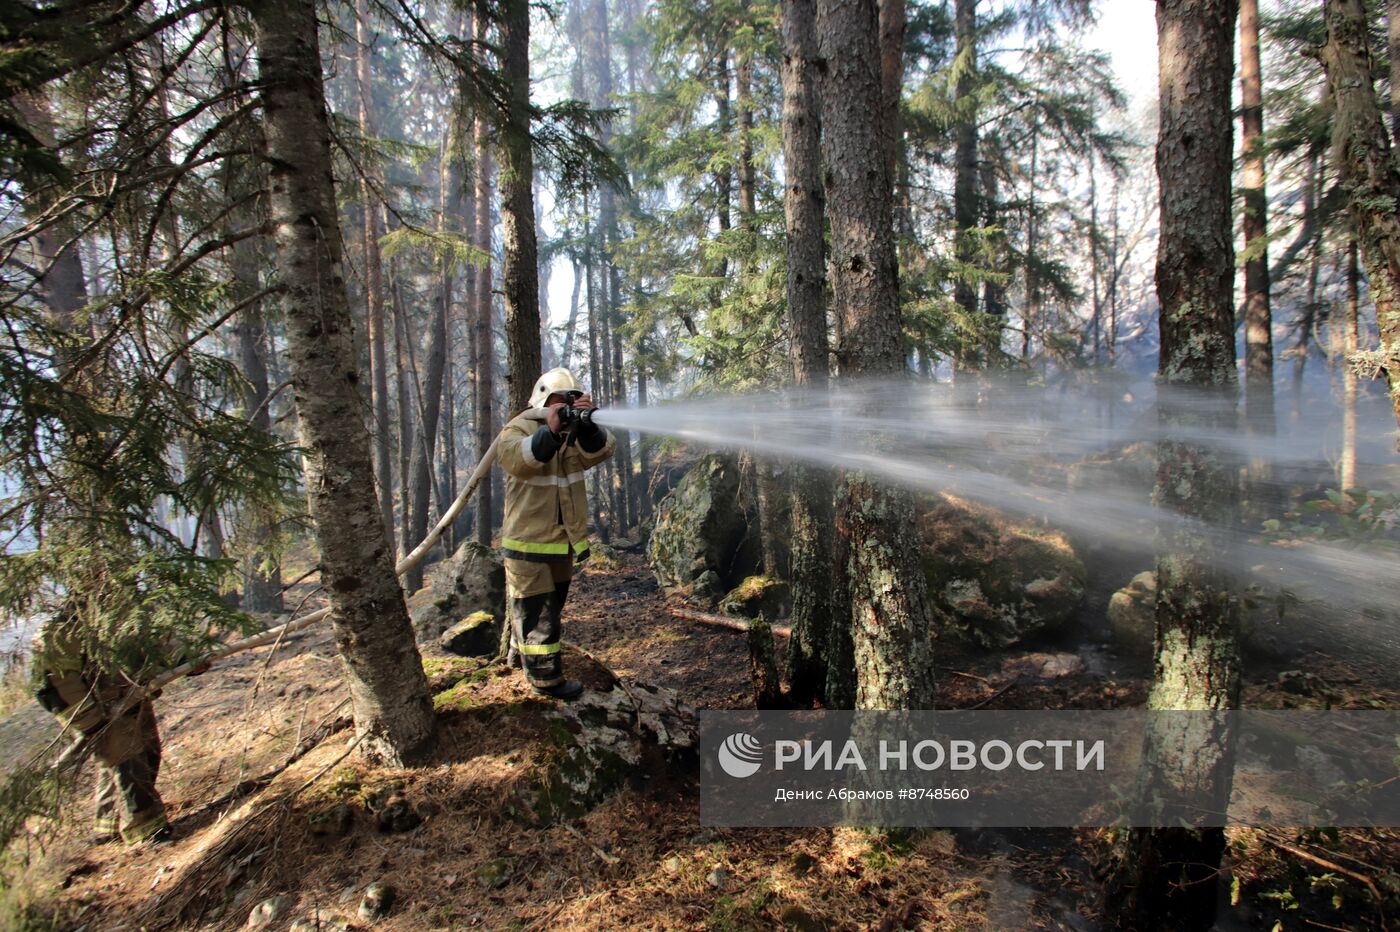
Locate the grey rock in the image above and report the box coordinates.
[707,866,730,890]
[376,795,423,833]
[412,541,506,643]
[719,575,790,621]
[517,681,698,825]
[308,803,352,837]
[648,455,760,603]
[246,895,290,928]
[357,882,396,923]
[438,611,500,657]
[920,494,1085,648]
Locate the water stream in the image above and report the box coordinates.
[592,377,1400,661]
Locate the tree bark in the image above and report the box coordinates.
[781,0,835,707]
[816,0,938,711]
[951,0,979,350]
[1390,0,1400,144]
[250,0,435,766]
[500,0,543,416]
[473,9,497,546]
[1321,0,1400,442]
[1108,2,1241,927]
[1240,0,1276,440]
[355,0,394,541]
[1342,238,1360,489]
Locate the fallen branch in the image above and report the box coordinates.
[1265,836,1384,904]
[966,675,1019,710]
[668,606,791,640]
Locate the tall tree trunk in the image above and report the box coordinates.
[251,0,435,765]
[815,0,938,710]
[394,271,415,555]
[1342,238,1360,489]
[355,0,394,540]
[1240,0,1276,441]
[473,14,497,545]
[781,0,835,707]
[406,253,448,593]
[592,0,633,534]
[1108,2,1240,927]
[877,0,904,197]
[1390,0,1400,144]
[227,165,284,613]
[1321,0,1400,443]
[500,0,543,416]
[1293,150,1324,419]
[951,0,979,354]
[1088,152,1102,362]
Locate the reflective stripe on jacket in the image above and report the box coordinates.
[497,409,615,563]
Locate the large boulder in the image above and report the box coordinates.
[516,682,698,825]
[410,541,506,644]
[647,454,759,602]
[920,494,1086,648]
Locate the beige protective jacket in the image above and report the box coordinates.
[497,408,616,566]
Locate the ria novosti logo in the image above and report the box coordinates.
[717,732,763,778]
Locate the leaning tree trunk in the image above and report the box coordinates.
[815,0,939,711]
[1107,2,1241,928]
[781,0,836,708]
[1321,0,1400,443]
[499,0,543,416]
[250,0,435,766]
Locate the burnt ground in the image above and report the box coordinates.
[15,552,1400,931]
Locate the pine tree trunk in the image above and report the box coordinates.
[1390,0,1400,144]
[250,0,435,765]
[781,0,835,707]
[1321,0,1400,443]
[394,272,415,556]
[500,0,543,416]
[473,24,497,545]
[406,265,447,594]
[1240,0,1276,442]
[355,0,394,541]
[816,0,938,711]
[951,0,979,348]
[228,170,284,614]
[1342,239,1360,489]
[877,0,904,197]
[1107,2,1240,926]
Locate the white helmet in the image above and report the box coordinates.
[528,367,583,409]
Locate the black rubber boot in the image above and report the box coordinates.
[531,679,584,700]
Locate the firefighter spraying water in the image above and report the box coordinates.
[495,368,616,700]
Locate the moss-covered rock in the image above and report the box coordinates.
[719,575,790,620]
[439,610,499,657]
[647,454,759,602]
[514,683,698,825]
[586,541,623,571]
[1107,570,1156,657]
[920,493,1085,648]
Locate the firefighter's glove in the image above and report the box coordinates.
[546,402,569,437]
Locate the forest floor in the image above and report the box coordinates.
[17,553,1400,931]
